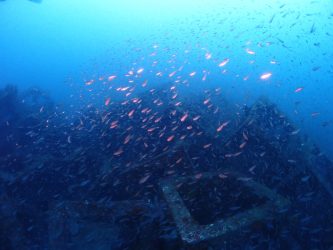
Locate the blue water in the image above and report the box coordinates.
[1,0,332,157]
[1,0,333,249]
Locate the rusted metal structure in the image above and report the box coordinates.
[47,95,333,249]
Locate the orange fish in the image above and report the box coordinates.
[137,68,144,74]
[239,141,247,149]
[139,174,151,184]
[105,98,111,106]
[218,173,228,179]
[243,131,248,141]
[176,158,183,164]
[180,113,188,122]
[193,115,201,121]
[114,148,123,156]
[225,151,242,158]
[167,135,175,142]
[202,73,207,81]
[169,71,177,77]
[195,173,203,179]
[108,75,117,81]
[291,129,300,135]
[219,58,229,67]
[154,117,162,123]
[110,121,118,129]
[294,87,304,93]
[147,127,156,132]
[85,80,94,86]
[128,109,135,118]
[260,72,272,80]
[216,121,230,132]
[142,80,148,87]
[124,135,131,144]
[233,151,242,157]
[246,48,255,55]
[205,53,212,60]
[203,98,210,105]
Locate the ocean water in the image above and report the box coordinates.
[0,0,333,249]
